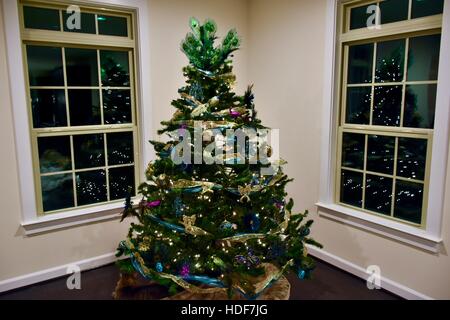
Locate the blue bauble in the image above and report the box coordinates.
[174,197,184,217]
[297,269,306,280]
[302,227,311,237]
[156,262,163,273]
[244,213,260,232]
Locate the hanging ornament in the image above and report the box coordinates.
[220,220,238,231]
[230,109,241,118]
[180,263,190,278]
[156,262,163,273]
[244,213,260,232]
[250,174,260,186]
[301,227,311,237]
[235,249,261,268]
[174,197,185,217]
[297,268,307,280]
[145,200,161,208]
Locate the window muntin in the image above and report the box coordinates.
[349,0,444,31]
[20,1,139,215]
[337,0,442,228]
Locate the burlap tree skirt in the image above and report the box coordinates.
[113,264,291,300]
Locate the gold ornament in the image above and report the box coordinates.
[181,215,211,236]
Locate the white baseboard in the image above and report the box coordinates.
[0,252,118,293]
[307,245,433,300]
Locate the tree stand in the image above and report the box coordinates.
[113,264,291,300]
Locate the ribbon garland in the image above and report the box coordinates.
[122,240,293,299]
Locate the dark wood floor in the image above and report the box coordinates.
[0,258,400,300]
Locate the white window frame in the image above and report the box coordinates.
[317,0,450,252]
[2,0,153,235]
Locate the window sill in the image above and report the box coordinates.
[316,202,442,253]
[21,199,138,236]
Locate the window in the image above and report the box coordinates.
[336,0,444,228]
[19,1,139,215]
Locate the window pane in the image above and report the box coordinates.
[342,132,365,169]
[407,34,441,81]
[373,85,402,126]
[26,46,64,86]
[379,0,408,25]
[346,87,371,124]
[38,136,72,173]
[340,170,363,208]
[65,48,99,86]
[109,166,135,200]
[63,12,96,34]
[41,174,74,212]
[107,132,134,165]
[76,170,107,205]
[103,89,132,124]
[365,174,393,215]
[394,180,423,224]
[348,43,373,84]
[73,134,105,169]
[31,89,67,128]
[101,50,130,87]
[404,84,437,129]
[397,138,427,180]
[367,135,395,174]
[68,89,101,126]
[411,0,444,19]
[375,39,405,82]
[98,15,128,37]
[23,6,60,31]
[349,4,371,30]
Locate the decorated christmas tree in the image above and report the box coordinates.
[116,18,321,299]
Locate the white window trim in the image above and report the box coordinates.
[318,0,450,253]
[2,0,154,235]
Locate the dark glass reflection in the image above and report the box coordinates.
[100,50,130,87]
[23,6,60,31]
[365,174,393,215]
[373,85,402,126]
[31,89,67,128]
[63,12,96,34]
[397,138,427,180]
[346,87,371,124]
[367,135,395,174]
[411,0,444,19]
[41,174,74,212]
[38,136,72,173]
[342,132,365,169]
[394,181,423,224]
[340,170,363,208]
[379,0,409,25]
[65,48,99,86]
[76,170,107,206]
[98,15,128,37]
[375,39,405,82]
[109,166,135,200]
[404,84,437,129]
[68,89,101,126]
[73,134,105,169]
[350,4,371,30]
[348,43,374,84]
[103,89,132,124]
[107,132,134,165]
[26,46,64,86]
[407,34,441,81]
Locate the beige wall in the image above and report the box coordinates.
[248,0,450,299]
[1,0,449,299]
